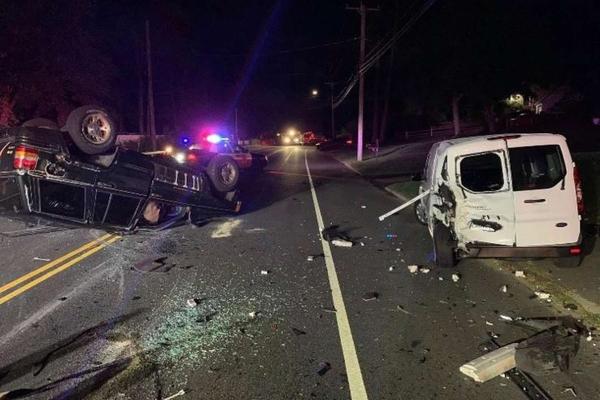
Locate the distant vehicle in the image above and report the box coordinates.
[302,131,326,145]
[315,136,354,151]
[0,106,240,231]
[280,129,302,145]
[414,133,584,268]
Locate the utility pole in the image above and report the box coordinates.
[325,81,336,139]
[347,1,378,161]
[234,107,239,144]
[145,19,157,150]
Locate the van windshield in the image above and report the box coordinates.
[509,145,565,191]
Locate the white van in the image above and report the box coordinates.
[414,133,584,268]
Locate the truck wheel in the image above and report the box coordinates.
[553,256,581,268]
[63,105,116,155]
[22,118,59,130]
[433,223,456,268]
[206,155,240,193]
[414,201,428,225]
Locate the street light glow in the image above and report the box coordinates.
[311,89,318,96]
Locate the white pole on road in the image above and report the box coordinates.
[378,189,431,221]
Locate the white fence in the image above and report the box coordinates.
[402,124,483,141]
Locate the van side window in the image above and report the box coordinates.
[459,152,504,192]
[441,157,448,181]
[508,145,565,191]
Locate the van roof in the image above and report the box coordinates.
[436,133,566,153]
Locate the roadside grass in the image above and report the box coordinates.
[574,152,600,225]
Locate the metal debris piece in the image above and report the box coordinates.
[397,305,411,315]
[307,255,314,262]
[316,361,331,376]
[260,270,269,275]
[408,265,419,274]
[563,387,577,397]
[362,292,379,301]
[420,267,431,274]
[322,307,337,313]
[499,285,508,293]
[499,315,514,322]
[486,321,494,326]
[452,273,460,282]
[515,270,526,278]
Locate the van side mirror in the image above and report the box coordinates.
[412,173,423,181]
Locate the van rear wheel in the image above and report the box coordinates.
[433,223,456,268]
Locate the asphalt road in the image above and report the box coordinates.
[0,146,598,400]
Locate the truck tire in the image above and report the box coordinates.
[206,155,239,193]
[414,201,428,225]
[433,223,456,268]
[22,118,59,130]
[63,105,116,155]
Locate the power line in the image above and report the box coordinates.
[332,0,437,109]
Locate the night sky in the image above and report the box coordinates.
[2,0,599,140]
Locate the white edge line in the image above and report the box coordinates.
[304,150,369,400]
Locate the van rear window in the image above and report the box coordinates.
[509,145,565,191]
[460,152,504,192]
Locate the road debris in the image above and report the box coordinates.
[534,291,551,301]
[499,315,513,322]
[407,265,419,274]
[420,267,430,274]
[307,255,314,262]
[395,248,401,252]
[316,361,331,376]
[331,239,353,247]
[186,299,199,308]
[162,389,186,400]
[291,327,306,336]
[451,273,460,282]
[322,307,337,313]
[378,189,431,221]
[486,321,494,326]
[260,270,269,275]
[563,387,577,397]
[361,205,366,209]
[396,305,411,315]
[362,292,379,301]
[438,276,444,281]
[33,257,51,262]
[499,285,508,293]
[515,270,526,278]
[248,311,259,319]
[460,343,519,382]
[388,266,395,272]
[360,242,365,246]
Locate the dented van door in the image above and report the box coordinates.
[453,144,516,247]
[508,140,580,246]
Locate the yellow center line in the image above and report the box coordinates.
[0,235,121,305]
[0,233,114,295]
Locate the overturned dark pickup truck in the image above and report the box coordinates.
[0,106,241,231]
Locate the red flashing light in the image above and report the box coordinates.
[187,153,198,162]
[13,145,38,170]
[569,246,581,255]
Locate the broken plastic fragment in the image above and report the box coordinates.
[260,270,269,275]
[248,311,258,319]
[331,239,353,247]
[316,361,331,376]
[438,276,444,281]
[307,255,314,262]
[452,273,460,282]
[499,285,508,293]
[420,267,431,274]
[486,321,494,326]
[162,389,186,400]
[186,299,199,308]
[361,205,366,209]
[515,270,526,278]
[534,291,551,301]
[388,266,395,272]
[362,292,379,301]
[499,314,513,322]
[408,265,419,274]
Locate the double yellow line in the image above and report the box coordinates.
[0,233,121,305]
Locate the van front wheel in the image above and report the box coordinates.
[433,223,456,268]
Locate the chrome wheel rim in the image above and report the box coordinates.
[220,163,237,184]
[81,112,112,144]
